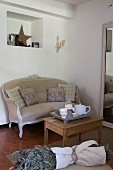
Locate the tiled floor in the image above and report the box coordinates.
[0,122,62,170]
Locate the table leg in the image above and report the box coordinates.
[63,130,68,147]
[79,133,81,142]
[44,127,48,146]
[98,125,102,144]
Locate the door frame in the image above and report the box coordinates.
[100,22,113,128]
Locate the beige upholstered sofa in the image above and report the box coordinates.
[2,75,77,138]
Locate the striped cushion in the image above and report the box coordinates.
[6,86,25,108]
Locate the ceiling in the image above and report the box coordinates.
[53,0,93,5]
[7,11,40,21]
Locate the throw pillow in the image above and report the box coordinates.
[6,86,25,108]
[47,87,65,102]
[19,88,38,106]
[58,84,76,102]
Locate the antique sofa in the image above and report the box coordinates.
[2,75,77,138]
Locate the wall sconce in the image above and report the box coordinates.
[55,35,65,53]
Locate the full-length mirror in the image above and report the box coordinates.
[101,22,113,128]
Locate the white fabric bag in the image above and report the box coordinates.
[72,140,106,166]
[51,140,106,169]
[51,147,74,169]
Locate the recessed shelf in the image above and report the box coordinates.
[7,11,43,48]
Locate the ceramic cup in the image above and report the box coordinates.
[59,108,68,119]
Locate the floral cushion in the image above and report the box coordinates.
[19,88,38,106]
[47,87,65,102]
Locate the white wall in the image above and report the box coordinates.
[1,0,74,19]
[0,3,71,124]
[69,0,113,114]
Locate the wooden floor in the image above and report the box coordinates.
[0,122,113,170]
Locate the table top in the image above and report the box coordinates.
[44,116,103,129]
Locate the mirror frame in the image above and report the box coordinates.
[100,22,113,126]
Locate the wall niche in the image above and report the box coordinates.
[7,11,43,48]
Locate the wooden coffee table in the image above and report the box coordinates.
[44,116,103,147]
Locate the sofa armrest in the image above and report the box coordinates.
[5,98,22,123]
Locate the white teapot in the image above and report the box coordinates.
[74,104,91,115]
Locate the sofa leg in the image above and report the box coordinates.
[9,122,12,129]
[18,123,23,138]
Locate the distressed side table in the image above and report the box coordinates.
[44,116,103,147]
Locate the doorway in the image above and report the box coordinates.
[101,22,113,128]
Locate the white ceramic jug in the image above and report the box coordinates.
[74,104,91,115]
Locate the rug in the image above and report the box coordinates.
[8,146,56,170]
[7,126,113,166]
[49,126,113,149]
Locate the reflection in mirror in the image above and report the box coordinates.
[103,27,113,124]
